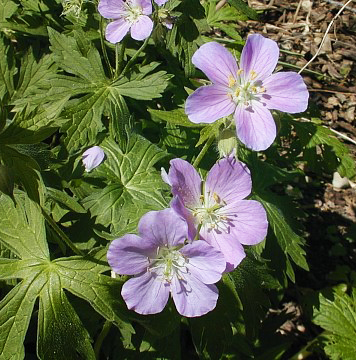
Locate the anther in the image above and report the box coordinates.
[228,75,236,88]
[237,69,244,76]
[250,70,257,80]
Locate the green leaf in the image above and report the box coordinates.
[0,145,44,204]
[313,288,356,360]
[82,136,169,235]
[46,187,86,214]
[113,71,172,100]
[0,192,134,359]
[48,28,107,84]
[0,0,18,21]
[149,108,202,128]
[0,34,16,102]
[227,0,258,20]
[0,192,48,259]
[37,271,96,360]
[61,89,108,152]
[228,255,279,339]
[254,193,309,281]
[288,119,356,179]
[0,98,67,144]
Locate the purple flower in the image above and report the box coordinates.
[82,146,105,172]
[185,34,309,151]
[107,209,226,317]
[154,0,168,5]
[98,0,153,44]
[162,156,268,272]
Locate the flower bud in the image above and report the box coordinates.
[217,129,238,158]
[82,146,105,172]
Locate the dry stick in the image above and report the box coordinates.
[308,88,356,95]
[298,0,355,75]
[216,0,227,11]
[293,0,303,23]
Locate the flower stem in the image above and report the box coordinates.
[121,36,151,76]
[94,320,112,360]
[100,17,113,79]
[115,38,127,78]
[41,206,84,256]
[193,136,215,169]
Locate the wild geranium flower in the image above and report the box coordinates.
[82,146,105,172]
[162,156,268,272]
[98,0,153,44]
[154,0,168,5]
[107,209,226,317]
[185,34,309,151]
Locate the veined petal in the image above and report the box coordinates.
[171,196,197,241]
[167,158,202,209]
[82,146,105,172]
[171,276,219,317]
[107,235,154,275]
[185,85,235,124]
[122,272,170,315]
[98,0,126,19]
[130,15,153,40]
[138,209,188,247]
[192,42,238,85]
[262,72,309,113]
[205,156,252,203]
[221,200,268,245]
[180,241,225,284]
[240,34,279,82]
[135,0,152,15]
[200,226,246,272]
[234,101,277,151]
[105,18,131,44]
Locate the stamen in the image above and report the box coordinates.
[237,69,244,76]
[258,86,266,93]
[213,193,220,204]
[250,70,257,80]
[251,86,257,93]
[228,75,236,88]
[234,88,240,97]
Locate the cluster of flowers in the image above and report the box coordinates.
[81,3,309,317]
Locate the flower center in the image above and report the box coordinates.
[124,3,143,23]
[148,246,189,283]
[227,69,266,107]
[191,192,230,232]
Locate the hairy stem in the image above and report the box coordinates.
[100,17,114,78]
[122,36,151,76]
[94,320,112,360]
[193,136,215,169]
[41,207,84,256]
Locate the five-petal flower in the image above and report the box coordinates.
[107,209,226,317]
[162,156,268,271]
[98,0,153,44]
[185,34,309,151]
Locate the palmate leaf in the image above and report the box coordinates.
[313,288,356,360]
[286,118,356,179]
[0,192,134,359]
[0,34,16,102]
[228,254,280,339]
[82,135,169,236]
[47,28,171,153]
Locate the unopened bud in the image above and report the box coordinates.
[217,129,237,157]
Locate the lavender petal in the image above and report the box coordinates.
[234,101,277,151]
[240,34,279,81]
[192,42,239,85]
[105,18,131,44]
[185,85,236,124]
[262,72,309,113]
[205,156,252,204]
[130,15,153,41]
[122,272,170,315]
